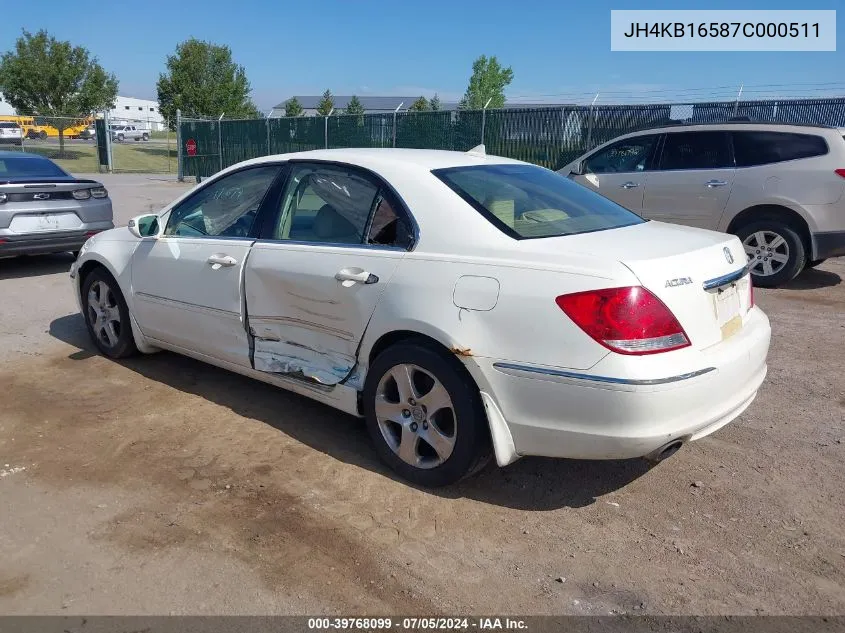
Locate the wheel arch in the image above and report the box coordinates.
[359,325,517,467]
[725,204,813,257]
[75,252,157,354]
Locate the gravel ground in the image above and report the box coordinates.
[0,173,843,615]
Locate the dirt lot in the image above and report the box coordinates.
[1,174,844,615]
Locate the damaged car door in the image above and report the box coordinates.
[131,164,283,366]
[245,162,415,385]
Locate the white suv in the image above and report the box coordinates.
[559,123,845,287]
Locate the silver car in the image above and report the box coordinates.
[0,151,113,257]
[559,122,845,287]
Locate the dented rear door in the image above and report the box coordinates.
[244,242,403,384]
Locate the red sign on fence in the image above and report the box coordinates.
[185,138,197,156]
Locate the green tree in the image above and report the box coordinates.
[409,96,429,112]
[284,97,303,117]
[459,55,513,110]
[429,94,441,111]
[0,30,118,156]
[345,95,364,115]
[157,39,258,127]
[316,89,334,116]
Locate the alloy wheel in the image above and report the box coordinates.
[374,364,457,469]
[87,280,122,349]
[742,230,790,277]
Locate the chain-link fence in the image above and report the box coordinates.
[0,113,177,174]
[176,96,845,180]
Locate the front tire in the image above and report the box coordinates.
[363,341,491,487]
[736,220,806,288]
[81,268,137,359]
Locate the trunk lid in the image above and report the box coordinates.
[0,179,107,231]
[521,221,753,351]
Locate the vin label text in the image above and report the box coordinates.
[610,10,836,51]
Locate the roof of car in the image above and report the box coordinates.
[0,150,52,160]
[243,147,526,172]
[630,121,839,135]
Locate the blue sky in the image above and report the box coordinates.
[1,0,842,110]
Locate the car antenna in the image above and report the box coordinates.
[467,144,486,156]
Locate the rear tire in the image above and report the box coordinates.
[736,220,806,288]
[363,341,491,487]
[806,258,827,270]
[81,268,138,359]
[142,133,149,141]
[117,133,125,142]
[38,130,47,140]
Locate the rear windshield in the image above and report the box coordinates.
[432,163,645,239]
[0,122,20,129]
[0,156,68,178]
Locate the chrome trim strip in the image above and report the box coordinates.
[492,362,716,386]
[253,238,408,252]
[702,264,751,291]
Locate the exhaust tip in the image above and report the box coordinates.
[658,440,683,460]
[646,440,684,463]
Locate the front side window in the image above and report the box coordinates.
[583,135,658,174]
[273,164,378,244]
[732,131,828,167]
[434,163,645,240]
[659,131,732,170]
[164,165,280,237]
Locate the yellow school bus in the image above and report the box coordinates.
[0,115,91,139]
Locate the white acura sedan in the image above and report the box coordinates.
[70,148,771,486]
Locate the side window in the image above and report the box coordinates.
[659,132,732,170]
[274,164,377,244]
[583,135,658,174]
[367,194,414,249]
[733,131,828,167]
[164,165,280,238]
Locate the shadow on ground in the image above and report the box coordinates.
[781,267,841,290]
[0,252,75,280]
[127,146,177,159]
[49,312,652,511]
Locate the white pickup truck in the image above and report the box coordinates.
[109,125,149,142]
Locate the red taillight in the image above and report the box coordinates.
[749,276,755,308]
[835,169,845,179]
[85,231,99,237]
[555,286,690,355]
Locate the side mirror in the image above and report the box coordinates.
[128,214,160,239]
[570,161,585,176]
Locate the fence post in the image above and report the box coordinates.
[266,116,271,155]
[585,93,599,150]
[481,98,492,146]
[733,83,744,118]
[392,103,403,147]
[176,109,183,182]
[217,112,225,172]
[105,111,114,173]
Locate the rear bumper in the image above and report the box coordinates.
[469,307,771,463]
[812,230,845,260]
[0,226,112,256]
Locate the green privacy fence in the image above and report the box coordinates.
[178,96,845,179]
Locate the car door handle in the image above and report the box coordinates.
[207,254,237,269]
[335,269,379,287]
[619,181,639,189]
[705,180,728,187]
